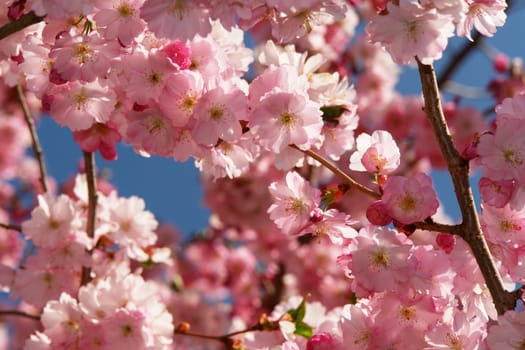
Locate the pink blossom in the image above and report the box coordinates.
[340,226,415,295]
[308,209,358,245]
[73,122,122,161]
[158,70,204,127]
[479,177,515,208]
[94,0,146,46]
[477,119,525,184]
[268,171,321,235]
[123,107,176,157]
[191,86,247,146]
[0,220,24,267]
[306,332,344,350]
[160,40,192,69]
[339,302,375,349]
[382,173,439,224]
[49,30,118,83]
[480,203,525,245]
[140,0,212,41]
[109,195,159,261]
[18,34,52,96]
[45,80,116,131]
[30,0,93,19]
[366,0,454,65]
[485,309,525,349]
[495,91,525,122]
[13,254,80,309]
[250,91,323,153]
[195,139,255,179]
[119,51,178,105]
[270,1,348,44]
[458,0,507,41]
[435,232,456,254]
[349,130,400,175]
[366,200,392,226]
[39,293,83,348]
[21,194,82,249]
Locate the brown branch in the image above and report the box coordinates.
[174,315,277,349]
[291,146,381,200]
[412,221,462,235]
[0,310,40,321]
[0,11,44,41]
[0,222,22,231]
[80,151,98,286]
[417,58,519,315]
[16,85,48,193]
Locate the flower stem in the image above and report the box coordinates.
[291,145,381,199]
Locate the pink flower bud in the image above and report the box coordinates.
[161,40,192,70]
[436,232,456,254]
[493,53,510,73]
[310,208,324,223]
[366,200,392,226]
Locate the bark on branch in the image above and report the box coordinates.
[80,151,98,286]
[417,58,520,315]
[0,11,44,41]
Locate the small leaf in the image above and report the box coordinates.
[294,321,313,339]
[320,105,347,126]
[287,297,307,323]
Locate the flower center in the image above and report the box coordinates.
[400,195,416,212]
[280,112,295,128]
[502,148,523,166]
[117,3,135,17]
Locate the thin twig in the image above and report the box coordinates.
[291,146,381,199]
[0,222,22,231]
[174,318,270,348]
[417,58,520,315]
[437,31,483,88]
[0,310,40,321]
[412,221,462,235]
[0,11,44,41]
[16,85,48,193]
[80,151,97,286]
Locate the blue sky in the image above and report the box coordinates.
[37,4,525,235]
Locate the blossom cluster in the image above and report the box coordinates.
[1,0,525,349]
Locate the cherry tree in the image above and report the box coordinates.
[0,0,524,349]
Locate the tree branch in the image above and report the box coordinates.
[174,314,278,349]
[0,222,22,231]
[412,221,462,235]
[80,151,98,286]
[0,11,44,41]
[0,310,40,321]
[16,85,48,193]
[417,58,520,315]
[291,146,381,199]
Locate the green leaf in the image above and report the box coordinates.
[287,297,307,323]
[294,321,313,339]
[349,292,358,305]
[320,105,347,126]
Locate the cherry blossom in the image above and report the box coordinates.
[349,130,400,175]
[382,173,439,225]
[268,171,321,235]
[366,0,455,65]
